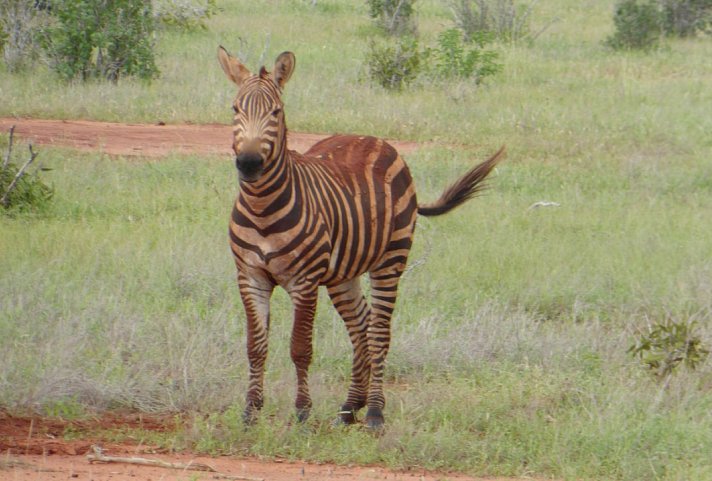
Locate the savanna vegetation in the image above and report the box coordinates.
[1,1,712,480]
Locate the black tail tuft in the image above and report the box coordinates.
[417,146,506,217]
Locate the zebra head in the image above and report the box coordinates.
[218,46,296,183]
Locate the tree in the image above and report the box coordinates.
[42,0,159,82]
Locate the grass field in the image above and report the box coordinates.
[2,1,712,480]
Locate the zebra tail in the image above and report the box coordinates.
[417,145,506,217]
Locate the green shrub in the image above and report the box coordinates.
[41,0,159,82]
[428,28,501,82]
[365,36,422,90]
[661,0,712,36]
[367,0,418,36]
[364,28,501,90]
[629,318,709,378]
[1,143,53,214]
[606,0,663,51]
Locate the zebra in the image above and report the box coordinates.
[218,46,505,429]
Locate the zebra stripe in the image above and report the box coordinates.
[218,47,504,429]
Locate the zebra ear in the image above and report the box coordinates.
[273,51,295,89]
[218,46,252,87]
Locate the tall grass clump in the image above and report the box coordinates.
[448,0,541,42]
[153,0,219,31]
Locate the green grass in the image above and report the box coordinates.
[2,1,712,480]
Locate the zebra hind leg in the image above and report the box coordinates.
[364,265,405,430]
[327,279,371,425]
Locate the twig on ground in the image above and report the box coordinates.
[527,200,560,211]
[25,418,34,456]
[86,445,264,481]
[212,474,266,481]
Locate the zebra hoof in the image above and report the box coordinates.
[296,407,311,423]
[364,407,385,431]
[333,409,357,426]
[242,408,259,426]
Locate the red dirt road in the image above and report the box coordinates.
[0,413,542,481]
[4,454,496,481]
[0,117,421,158]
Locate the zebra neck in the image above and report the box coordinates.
[238,145,296,215]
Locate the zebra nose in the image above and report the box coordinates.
[235,152,264,179]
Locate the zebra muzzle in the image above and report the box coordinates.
[235,152,264,182]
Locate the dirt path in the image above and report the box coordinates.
[4,453,490,481]
[0,413,541,481]
[0,117,421,158]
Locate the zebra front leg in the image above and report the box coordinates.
[289,285,318,422]
[238,271,274,424]
[327,279,371,425]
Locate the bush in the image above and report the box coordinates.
[153,0,219,31]
[367,0,418,36]
[629,318,709,379]
[365,36,422,90]
[0,0,46,72]
[661,0,712,36]
[0,161,53,214]
[364,29,501,90]
[41,0,159,82]
[448,0,539,42]
[1,134,53,214]
[606,0,663,51]
[429,28,501,82]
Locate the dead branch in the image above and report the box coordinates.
[527,200,560,211]
[2,125,15,169]
[1,143,39,207]
[212,474,266,481]
[86,446,264,481]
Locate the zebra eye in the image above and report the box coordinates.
[272,107,282,116]
[232,105,239,114]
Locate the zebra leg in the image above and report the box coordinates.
[288,285,319,422]
[366,242,413,429]
[327,279,371,425]
[238,271,274,424]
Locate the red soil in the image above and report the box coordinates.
[0,412,539,481]
[0,117,420,158]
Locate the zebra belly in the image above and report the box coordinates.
[319,207,394,286]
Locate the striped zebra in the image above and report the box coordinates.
[218,47,505,429]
